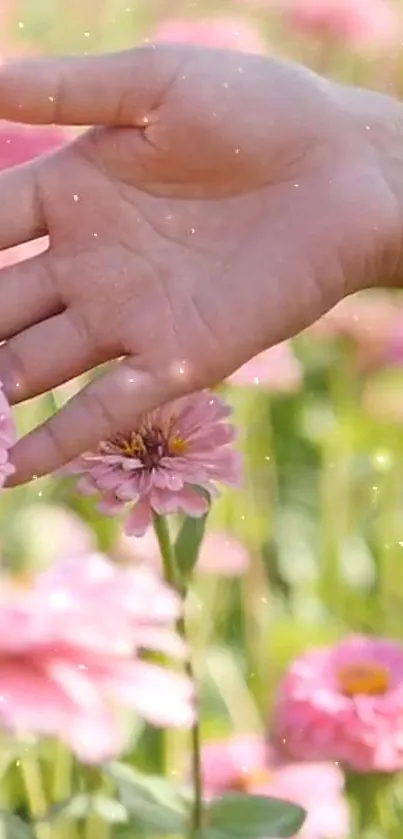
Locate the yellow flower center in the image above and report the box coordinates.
[338,661,390,697]
[169,434,189,456]
[101,422,188,467]
[231,769,272,792]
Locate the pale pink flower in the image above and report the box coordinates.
[153,17,266,53]
[0,554,194,762]
[201,734,349,839]
[229,343,302,392]
[0,382,15,487]
[273,635,403,772]
[63,391,241,537]
[201,734,267,795]
[279,0,398,49]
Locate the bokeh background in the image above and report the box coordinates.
[3,1,403,836]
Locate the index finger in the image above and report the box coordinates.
[0,46,188,127]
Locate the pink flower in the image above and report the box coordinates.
[63,391,241,537]
[279,0,398,49]
[153,17,266,53]
[201,734,349,838]
[229,343,302,392]
[0,554,194,762]
[0,382,15,487]
[118,528,249,578]
[201,734,268,796]
[273,635,403,773]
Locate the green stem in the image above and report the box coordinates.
[345,771,398,837]
[153,514,180,592]
[84,770,111,839]
[153,514,203,839]
[84,811,110,839]
[52,741,72,803]
[180,615,203,839]
[51,743,81,839]
[19,752,51,839]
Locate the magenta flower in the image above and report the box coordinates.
[0,382,15,487]
[64,391,241,537]
[228,343,302,392]
[153,17,266,53]
[0,554,194,762]
[201,734,349,839]
[279,0,398,49]
[273,635,403,773]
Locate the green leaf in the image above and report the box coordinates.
[206,794,306,839]
[174,510,208,581]
[105,762,187,835]
[45,794,128,826]
[45,794,91,822]
[91,796,128,824]
[0,740,34,779]
[0,812,35,839]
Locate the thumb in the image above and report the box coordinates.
[8,357,196,484]
[0,45,188,127]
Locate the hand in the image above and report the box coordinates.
[0,45,400,483]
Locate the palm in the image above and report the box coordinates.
[0,46,399,480]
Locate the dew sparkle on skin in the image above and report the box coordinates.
[170,360,189,380]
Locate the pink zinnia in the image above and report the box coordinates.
[201,734,349,839]
[153,17,266,54]
[64,391,241,537]
[279,0,398,49]
[229,342,302,392]
[273,635,403,773]
[0,382,15,487]
[0,554,194,762]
